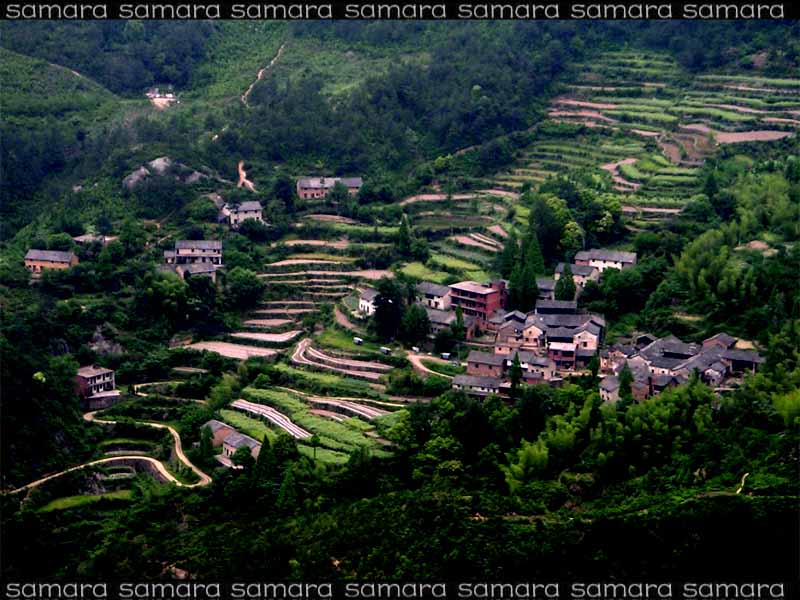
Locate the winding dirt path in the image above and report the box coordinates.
[242,43,286,106]
[334,306,362,332]
[7,412,212,495]
[86,412,211,485]
[407,353,454,380]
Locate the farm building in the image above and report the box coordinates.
[24,249,79,274]
[296,176,363,199]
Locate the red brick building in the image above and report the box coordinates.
[466,351,505,378]
[449,280,506,327]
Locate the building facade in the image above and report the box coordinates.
[296,177,363,200]
[574,249,637,273]
[24,249,79,274]
[449,280,505,327]
[165,240,223,266]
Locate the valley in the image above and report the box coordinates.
[0,19,797,586]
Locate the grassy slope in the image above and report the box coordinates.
[0,47,120,125]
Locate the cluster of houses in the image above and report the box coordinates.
[202,419,261,468]
[599,332,764,402]
[357,247,763,402]
[452,299,607,397]
[296,176,363,200]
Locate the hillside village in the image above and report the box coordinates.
[1,20,797,583]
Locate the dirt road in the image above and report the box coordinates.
[6,412,212,494]
[242,43,286,106]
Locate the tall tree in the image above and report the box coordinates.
[400,303,430,345]
[523,230,546,275]
[495,228,519,278]
[374,277,406,340]
[554,263,577,301]
[509,352,523,398]
[618,363,634,403]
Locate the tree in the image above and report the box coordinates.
[509,352,523,398]
[224,267,264,309]
[232,446,255,469]
[495,228,519,278]
[118,218,146,256]
[523,230,545,276]
[272,175,295,212]
[618,363,634,402]
[373,277,406,340]
[95,214,113,236]
[199,426,214,460]
[503,439,549,493]
[399,303,430,345]
[253,435,275,482]
[309,434,321,461]
[560,221,584,258]
[396,214,413,257]
[325,181,351,206]
[554,263,577,301]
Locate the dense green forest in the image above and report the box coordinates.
[1,20,798,585]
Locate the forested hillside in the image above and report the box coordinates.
[0,20,798,584]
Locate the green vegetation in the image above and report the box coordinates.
[219,409,278,444]
[38,490,133,513]
[1,20,798,585]
[420,359,465,377]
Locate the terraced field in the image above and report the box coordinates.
[489,50,798,225]
[236,386,395,463]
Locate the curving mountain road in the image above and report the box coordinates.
[5,412,212,495]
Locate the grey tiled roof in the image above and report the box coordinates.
[25,249,75,263]
[224,432,261,450]
[467,351,505,367]
[575,249,637,264]
[453,374,502,389]
[555,263,598,277]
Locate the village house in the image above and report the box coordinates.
[554,263,600,287]
[202,420,237,446]
[223,432,261,459]
[574,249,637,272]
[702,332,738,351]
[75,364,121,410]
[296,176,363,200]
[424,307,476,339]
[487,309,527,333]
[417,281,451,310]
[506,350,555,381]
[466,351,506,378]
[721,349,765,374]
[222,200,264,229]
[177,262,218,282]
[449,280,506,327]
[548,341,577,370]
[165,240,223,267]
[537,278,556,300]
[452,374,502,397]
[599,375,620,403]
[24,249,79,274]
[359,288,378,316]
